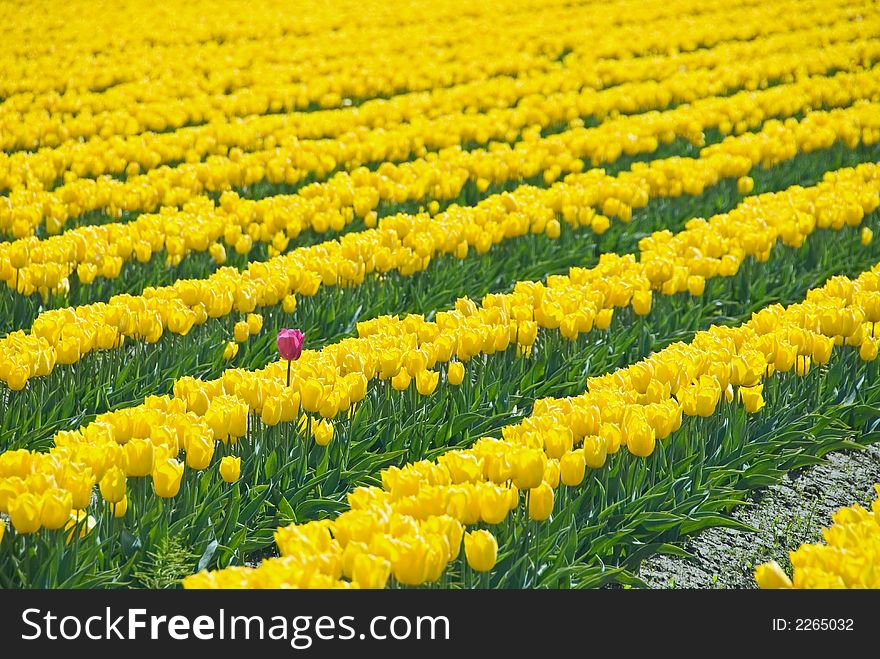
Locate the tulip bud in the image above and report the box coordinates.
[528,482,554,521]
[222,341,239,360]
[583,435,608,469]
[542,459,560,488]
[464,530,498,573]
[219,456,241,484]
[861,227,873,246]
[513,450,545,490]
[631,289,652,316]
[99,466,127,504]
[737,176,754,195]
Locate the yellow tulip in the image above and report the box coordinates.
[223,341,239,360]
[447,362,465,386]
[391,368,412,391]
[185,435,215,470]
[247,313,263,335]
[352,553,392,589]
[583,435,608,469]
[113,495,129,518]
[623,413,655,458]
[313,419,334,446]
[859,337,879,362]
[739,385,765,413]
[631,289,652,316]
[123,437,155,477]
[233,320,250,343]
[559,450,586,487]
[415,369,439,396]
[861,227,873,246]
[528,482,554,521]
[754,561,793,589]
[513,449,545,490]
[737,176,755,194]
[392,537,430,586]
[478,485,510,525]
[9,493,42,534]
[40,489,73,530]
[99,466,126,503]
[299,379,325,413]
[464,530,498,573]
[152,459,184,498]
[219,456,241,484]
[543,459,560,488]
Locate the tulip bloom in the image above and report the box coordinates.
[464,530,498,573]
[528,482,554,521]
[754,561,793,589]
[99,466,126,504]
[277,328,305,386]
[560,450,586,487]
[40,490,73,530]
[114,495,129,518]
[352,554,392,589]
[152,459,185,498]
[219,456,242,484]
[447,361,465,385]
[313,420,334,447]
[9,493,42,534]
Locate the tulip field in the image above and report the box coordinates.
[2,0,880,591]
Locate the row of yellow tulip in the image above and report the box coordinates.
[4,7,869,192]
[0,0,795,152]
[1,162,877,542]
[755,485,880,589]
[1,99,878,391]
[184,251,880,588]
[5,45,879,239]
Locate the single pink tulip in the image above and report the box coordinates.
[277,329,305,386]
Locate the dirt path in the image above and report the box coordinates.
[639,445,880,589]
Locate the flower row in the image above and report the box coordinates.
[4,48,880,239]
[3,11,869,193]
[755,485,880,589]
[2,98,879,390]
[1,162,877,538]
[185,258,880,588]
[0,0,812,152]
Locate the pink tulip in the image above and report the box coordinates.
[277,329,305,361]
[277,329,304,387]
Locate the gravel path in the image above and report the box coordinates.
[639,445,880,589]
